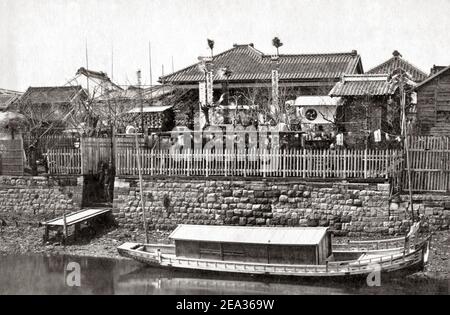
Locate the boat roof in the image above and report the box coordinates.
[169,225,328,245]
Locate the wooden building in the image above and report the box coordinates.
[169,225,331,265]
[414,65,450,136]
[367,50,428,83]
[19,85,88,128]
[123,105,175,132]
[329,74,401,148]
[159,44,363,128]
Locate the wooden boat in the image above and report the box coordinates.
[118,222,430,279]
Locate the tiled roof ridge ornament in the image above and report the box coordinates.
[232,43,254,48]
[392,50,402,58]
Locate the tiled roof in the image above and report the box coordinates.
[366,51,428,82]
[160,44,363,83]
[20,86,87,104]
[414,65,450,90]
[329,74,396,96]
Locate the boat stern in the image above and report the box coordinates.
[117,242,142,257]
[118,242,142,250]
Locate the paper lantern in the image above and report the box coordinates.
[374,129,381,142]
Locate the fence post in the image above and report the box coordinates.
[80,138,85,175]
[112,134,117,174]
[224,149,228,177]
[263,149,266,178]
[385,150,389,179]
[364,148,368,179]
[205,150,209,177]
[343,149,347,179]
[243,149,247,178]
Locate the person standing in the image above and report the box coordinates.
[104,160,115,203]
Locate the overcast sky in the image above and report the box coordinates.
[1,0,449,91]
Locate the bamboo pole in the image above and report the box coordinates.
[135,134,149,243]
[62,211,67,245]
[401,82,415,222]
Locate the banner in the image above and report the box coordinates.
[206,71,213,106]
[271,69,279,109]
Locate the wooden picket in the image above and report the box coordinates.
[47,147,81,174]
[115,147,401,179]
[43,134,448,193]
[47,137,112,175]
[404,136,450,193]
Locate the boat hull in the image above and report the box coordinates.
[117,238,430,280]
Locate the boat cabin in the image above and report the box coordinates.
[169,225,332,265]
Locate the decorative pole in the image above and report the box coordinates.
[197,56,213,129]
[135,133,149,243]
[137,70,144,134]
[401,81,415,222]
[271,55,280,122]
[148,41,153,106]
[62,211,67,244]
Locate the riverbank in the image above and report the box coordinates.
[0,217,448,280]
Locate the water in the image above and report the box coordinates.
[0,254,447,295]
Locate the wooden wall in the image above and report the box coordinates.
[0,139,24,175]
[417,69,450,136]
[340,96,390,135]
[338,96,399,148]
[175,240,324,265]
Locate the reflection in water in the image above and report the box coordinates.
[0,254,447,295]
[0,254,121,295]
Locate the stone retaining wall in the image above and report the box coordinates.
[0,175,83,217]
[396,194,450,231]
[113,177,421,236]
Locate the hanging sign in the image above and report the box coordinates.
[199,81,206,106]
[206,71,214,106]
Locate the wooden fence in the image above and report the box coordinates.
[47,137,112,175]
[47,147,81,174]
[404,136,450,192]
[44,135,449,193]
[115,148,402,179]
[81,137,113,174]
[0,139,24,176]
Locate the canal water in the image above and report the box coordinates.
[0,254,447,295]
